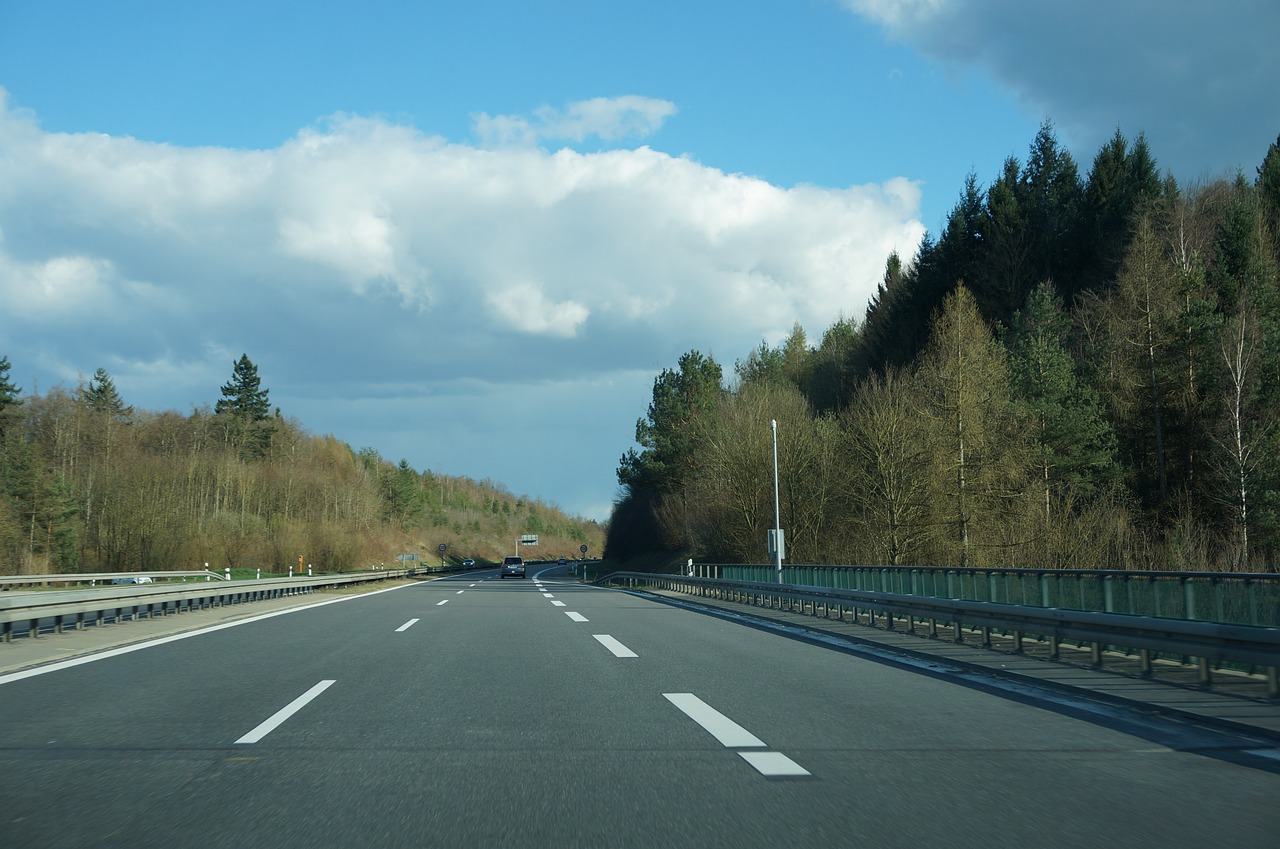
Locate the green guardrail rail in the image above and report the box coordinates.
[712,565,1280,628]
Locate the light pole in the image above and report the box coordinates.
[770,419,784,583]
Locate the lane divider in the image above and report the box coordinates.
[593,634,638,657]
[236,680,335,744]
[436,599,449,606]
[395,618,419,632]
[663,692,810,778]
[566,612,588,622]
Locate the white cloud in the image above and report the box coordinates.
[841,0,1280,179]
[487,282,589,338]
[473,95,677,146]
[0,91,923,517]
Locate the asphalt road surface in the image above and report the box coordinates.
[2,567,1278,848]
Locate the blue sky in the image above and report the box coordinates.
[1,1,1276,522]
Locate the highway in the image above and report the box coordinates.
[1,566,1278,848]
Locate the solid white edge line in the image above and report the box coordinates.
[395,618,420,632]
[663,693,766,748]
[0,579,427,687]
[235,679,336,744]
[738,751,810,777]
[593,634,638,658]
[565,612,588,622]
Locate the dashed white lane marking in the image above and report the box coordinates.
[469,584,477,587]
[662,693,765,748]
[542,593,555,598]
[395,619,419,632]
[593,634,638,658]
[565,612,588,622]
[550,600,566,607]
[456,590,465,595]
[236,680,335,744]
[436,599,449,606]
[738,751,811,777]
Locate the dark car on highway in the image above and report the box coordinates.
[500,556,526,578]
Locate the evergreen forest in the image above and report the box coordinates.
[0,356,603,575]
[608,125,1280,574]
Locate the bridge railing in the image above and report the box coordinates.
[686,564,1280,627]
[599,571,1280,699]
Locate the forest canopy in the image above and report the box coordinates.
[607,125,1280,573]
[0,355,603,574]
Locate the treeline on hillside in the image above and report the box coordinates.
[608,125,1280,573]
[0,356,602,574]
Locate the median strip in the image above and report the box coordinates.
[235,680,335,744]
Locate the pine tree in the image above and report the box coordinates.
[216,355,271,421]
[215,355,274,458]
[79,368,133,422]
[1256,133,1280,265]
[0,355,21,441]
[1080,129,1161,294]
[807,315,859,413]
[1004,282,1119,519]
[915,285,1028,567]
[1097,213,1181,514]
[1020,121,1085,300]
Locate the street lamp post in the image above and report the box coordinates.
[770,419,784,583]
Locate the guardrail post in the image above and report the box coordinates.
[1049,636,1061,659]
[1268,667,1278,700]
[29,619,38,639]
[1197,658,1212,688]
[1139,648,1152,677]
[1011,630,1023,653]
[1090,642,1103,667]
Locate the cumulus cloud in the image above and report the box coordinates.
[473,95,677,146]
[0,91,923,516]
[841,0,1280,178]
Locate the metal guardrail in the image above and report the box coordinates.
[600,571,1280,699]
[0,570,227,589]
[701,563,1280,627]
[0,569,424,642]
